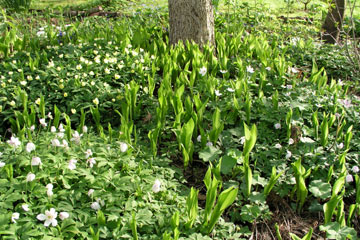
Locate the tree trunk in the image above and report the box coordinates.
[168,0,215,48]
[321,0,346,44]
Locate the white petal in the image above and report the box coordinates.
[37,214,46,221]
[51,219,58,227]
[44,220,51,227]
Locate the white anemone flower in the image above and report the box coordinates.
[12,212,20,223]
[61,140,68,148]
[37,208,58,227]
[31,157,42,166]
[46,184,54,197]
[275,143,282,149]
[0,161,5,168]
[87,158,96,168]
[51,139,61,147]
[39,118,47,127]
[59,212,69,220]
[286,150,292,159]
[26,142,36,153]
[288,138,294,145]
[227,87,235,92]
[88,189,94,196]
[85,149,93,158]
[346,174,354,183]
[22,204,30,212]
[91,202,101,210]
[57,132,65,139]
[199,67,207,76]
[71,131,82,144]
[246,65,254,73]
[214,90,222,97]
[152,179,161,193]
[59,123,65,132]
[68,159,77,170]
[119,142,128,152]
[26,173,35,182]
[274,123,281,129]
[352,166,359,173]
[7,136,21,148]
[51,126,57,133]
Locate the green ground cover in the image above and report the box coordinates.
[0,0,359,239]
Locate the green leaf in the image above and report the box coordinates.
[320,222,357,240]
[309,180,331,199]
[243,123,257,157]
[324,194,343,224]
[220,155,237,174]
[240,204,261,223]
[199,146,222,162]
[332,176,345,197]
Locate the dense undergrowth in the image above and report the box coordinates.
[0,3,359,239]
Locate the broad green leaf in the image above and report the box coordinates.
[220,155,237,174]
[320,222,357,240]
[199,146,222,162]
[309,180,331,199]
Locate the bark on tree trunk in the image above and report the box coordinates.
[322,0,346,44]
[168,0,215,48]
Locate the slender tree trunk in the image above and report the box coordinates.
[168,0,215,48]
[322,0,346,44]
